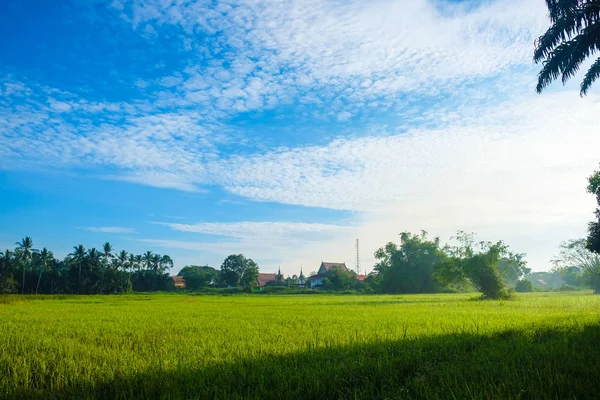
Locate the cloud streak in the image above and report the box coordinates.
[84,226,137,234]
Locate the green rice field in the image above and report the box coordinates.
[1,292,600,399]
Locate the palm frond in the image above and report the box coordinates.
[561,22,600,82]
[581,56,600,94]
[546,0,581,23]
[536,41,575,92]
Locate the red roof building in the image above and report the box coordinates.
[172,275,185,289]
[257,273,277,288]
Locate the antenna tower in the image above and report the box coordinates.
[355,239,360,275]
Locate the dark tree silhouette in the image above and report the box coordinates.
[15,237,36,294]
[534,0,600,95]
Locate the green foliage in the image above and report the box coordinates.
[1,293,600,399]
[534,0,600,95]
[373,231,448,294]
[497,253,530,287]
[0,237,176,294]
[515,279,534,293]
[326,266,355,290]
[436,232,512,299]
[220,254,259,288]
[552,239,600,293]
[178,265,219,290]
[587,168,600,254]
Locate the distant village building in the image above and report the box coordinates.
[308,262,349,288]
[257,273,278,288]
[172,276,185,289]
[298,267,306,288]
[356,275,367,282]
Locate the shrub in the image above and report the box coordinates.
[515,280,533,293]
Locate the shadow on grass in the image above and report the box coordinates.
[10,324,600,400]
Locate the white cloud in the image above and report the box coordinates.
[112,0,547,114]
[49,99,73,112]
[158,221,353,241]
[3,0,597,274]
[84,226,136,234]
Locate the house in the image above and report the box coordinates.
[356,274,367,282]
[308,262,349,288]
[257,273,277,288]
[172,275,186,289]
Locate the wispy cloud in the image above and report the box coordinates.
[2,0,596,273]
[84,226,136,234]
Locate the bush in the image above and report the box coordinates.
[515,280,533,293]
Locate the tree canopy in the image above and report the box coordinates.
[535,0,600,95]
[587,167,600,254]
[552,239,600,293]
[435,232,516,299]
[373,231,448,294]
[219,254,259,288]
[0,237,175,294]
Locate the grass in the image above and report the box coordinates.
[1,292,599,399]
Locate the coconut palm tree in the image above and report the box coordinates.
[128,253,136,288]
[100,242,112,290]
[36,248,52,295]
[535,0,600,95]
[151,253,162,288]
[0,249,12,275]
[142,251,153,270]
[15,237,37,294]
[160,255,173,273]
[68,245,86,294]
[117,250,128,270]
[134,255,143,271]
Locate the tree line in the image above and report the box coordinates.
[0,237,174,294]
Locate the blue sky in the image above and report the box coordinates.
[2,0,600,274]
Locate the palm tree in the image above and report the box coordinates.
[134,255,143,271]
[160,255,173,273]
[142,251,153,270]
[88,248,101,270]
[535,0,600,95]
[0,249,12,275]
[116,250,128,270]
[15,237,37,294]
[36,248,52,295]
[100,242,112,290]
[128,253,136,289]
[152,253,161,287]
[68,245,86,294]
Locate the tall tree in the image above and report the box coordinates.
[534,0,600,95]
[587,168,600,253]
[15,237,36,294]
[69,245,86,294]
[220,254,259,288]
[436,231,516,299]
[143,251,153,270]
[88,248,101,270]
[374,231,448,294]
[178,265,219,290]
[36,248,52,295]
[134,255,143,271]
[0,249,17,294]
[101,242,113,290]
[117,250,128,271]
[553,239,600,293]
[128,253,136,287]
